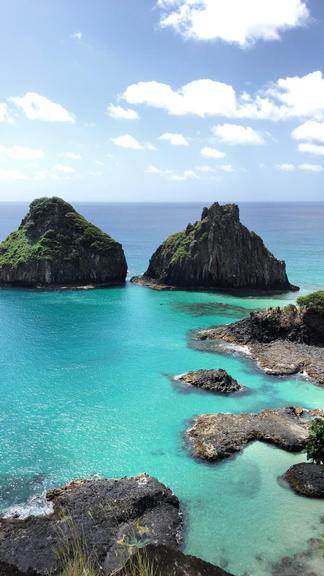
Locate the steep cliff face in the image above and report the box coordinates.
[0,197,127,287]
[139,203,297,291]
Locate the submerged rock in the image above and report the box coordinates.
[283,463,324,498]
[175,369,244,394]
[0,197,127,287]
[132,203,297,292]
[118,544,233,576]
[187,407,318,462]
[0,474,182,575]
[197,299,324,385]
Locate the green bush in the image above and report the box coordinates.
[297,291,324,314]
[306,420,324,467]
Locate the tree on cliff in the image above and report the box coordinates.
[306,420,324,467]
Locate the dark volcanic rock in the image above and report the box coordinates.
[187,407,316,462]
[175,369,244,394]
[283,463,324,498]
[0,197,127,287]
[0,474,182,576]
[197,302,324,385]
[132,203,297,291]
[118,544,233,576]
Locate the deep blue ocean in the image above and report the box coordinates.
[0,202,323,576]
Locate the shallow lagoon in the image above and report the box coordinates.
[0,203,323,575]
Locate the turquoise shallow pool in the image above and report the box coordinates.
[0,202,323,575]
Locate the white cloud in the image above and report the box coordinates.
[196,165,216,173]
[299,163,323,172]
[146,164,164,174]
[158,0,309,47]
[212,123,264,144]
[0,168,29,181]
[201,146,225,159]
[54,163,75,174]
[298,143,324,156]
[220,164,236,172]
[292,120,324,143]
[112,134,156,151]
[95,160,105,166]
[9,92,75,123]
[122,71,324,121]
[107,104,139,120]
[276,163,295,171]
[112,134,143,150]
[159,132,189,146]
[63,152,82,160]
[0,103,13,123]
[170,169,199,181]
[0,145,44,160]
[71,32,82,40]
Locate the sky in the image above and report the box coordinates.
[0,0,324,202]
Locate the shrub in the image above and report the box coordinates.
[297,291,324,314]
[306,420,324,467]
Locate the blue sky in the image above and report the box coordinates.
[0,0,324,201]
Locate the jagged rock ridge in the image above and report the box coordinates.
[133,203,297,291]
[0,197,127,287]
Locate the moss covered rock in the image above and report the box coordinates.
[0,197,127,287]
[134,203,297,292]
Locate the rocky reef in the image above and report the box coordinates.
[132,202,297,292]
[175,369,245,394]
[283,463,324,498]
[187,407,321,462]
[0,197,127,287]
[0,474,182,575]
[197,295,324,385]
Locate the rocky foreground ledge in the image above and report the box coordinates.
[187,407,323,462]
[197,298,324,386]
[0,197,127,288]
[174,369,245,394]
[0,474,232,576]
[132,202,297,292]
[283,463,324,498]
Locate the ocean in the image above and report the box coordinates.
[0,202,323,576]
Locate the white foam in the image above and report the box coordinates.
[3,492,53,519]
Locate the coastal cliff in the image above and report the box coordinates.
[132,202,297,292]
[0,197,127,287]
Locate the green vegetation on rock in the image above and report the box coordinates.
[306,420,324,467]
[297,291,324,314]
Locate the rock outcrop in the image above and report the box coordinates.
[175,369,245,394]
[196,298,324,385]
[187,407,319,462]
[132,203,297,292]
[283,463,324,498]
[0,197,127,287]
[118,544,233,576]
[0,474,182,575]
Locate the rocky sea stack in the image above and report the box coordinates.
[0,197,127,288]
[132,202,297,292]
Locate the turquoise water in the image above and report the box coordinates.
[0,203,324,575]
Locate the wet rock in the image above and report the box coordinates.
[0,474,182,575]
[0,197,127,288]
[132,203,297,292]
[175,369,245,394]
[283,463,324,498]
[187,407,316,462]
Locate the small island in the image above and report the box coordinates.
[174,369,245,394]
[187,407,322,462]
[197,291,324,386]
[0,197,127,288]
[132,202,297,292]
